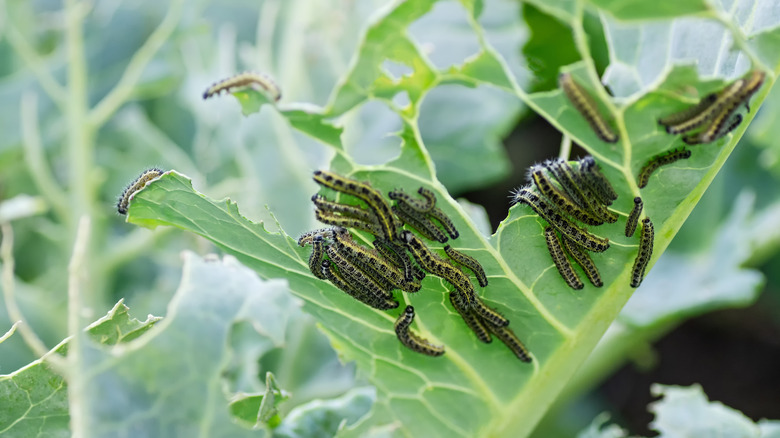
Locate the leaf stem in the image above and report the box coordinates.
[1,223,64,369]
[66,215,92,438]
[1,1,67,108]
[87,0,184,128]
[21,93,70,223]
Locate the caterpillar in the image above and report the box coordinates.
[578,156,618,206]
[545,159,594,215]
[682,112,742,145]
[482,320,532,363]
[657,93,718,131]
[449,291,492,344]
[559,73,618,143]
[117,168,164,215]
[488,327,531,363]
[444,245,488,287]
[630,218,654,288]
[308,236,327,280]
[313,170,398,241]
[400,231,477,307]
[417,187,437,208]
[471,296,509,328]
[312,194,375,221]
[297,227,339,247]
[320,260,399,310]
[530,166,605,226]
[660,70,764,139]
[625,197,643,237]
[660,80,745,135]
[561,236,603,288]
[637,148,692,189]
[394,306,445,357]
[202,71,281,101]
[428,206,460,240]
[315,209,384,237]
[511,187,610,253]
[392,204,449,243]
[388,189,433,212]
[544,227,583,290]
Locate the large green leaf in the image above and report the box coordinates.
[123,0,780,437]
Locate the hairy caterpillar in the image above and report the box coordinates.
[511,187,610,253]
[544,227,584,290]
[117,168,164,215]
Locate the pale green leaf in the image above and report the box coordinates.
[123,0,780,437]
[274,387,375,438]
[649,384,774,438]
[0,301,160,437]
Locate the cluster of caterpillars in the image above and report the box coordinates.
[511,157,615,289]
[553,70,765,289]
[299,170,531,363]
[637,70,765,189]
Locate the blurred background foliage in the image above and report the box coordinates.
[0,0,778,436]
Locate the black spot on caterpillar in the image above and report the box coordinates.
[544,227,583,290]
[637,148,692,189]
[630,218,654,288]
[625,197,643,237]
[559,73,618,143]
[394,306,445,357]
[444,245,488,287]
[313,170,397,242]
[511,187,610,253]
[117,168,164,215]
[449,291,492,344]
[203,71,281,101]
[561,236,603,288]
[400,231,477,307]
